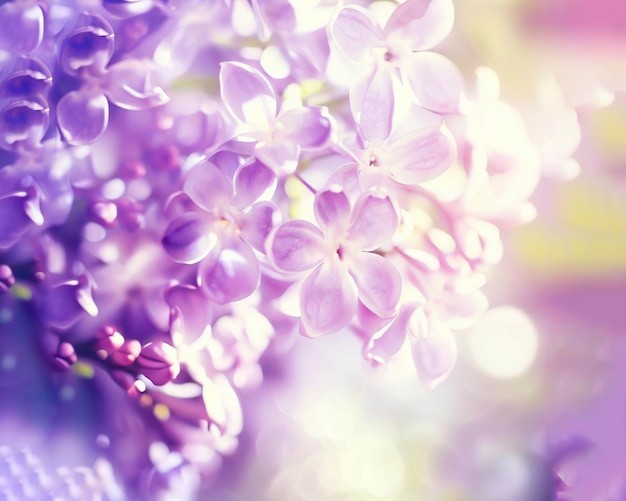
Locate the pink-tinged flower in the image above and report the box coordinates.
[362,250,488,388]
[162,159,280,304]
[331,0,462,129]
[219,62,334,175]
[340,108,457,191]
[267,186,401,337]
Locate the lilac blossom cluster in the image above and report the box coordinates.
[0,0,579,498]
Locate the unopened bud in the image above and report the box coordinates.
[136,341,180,386]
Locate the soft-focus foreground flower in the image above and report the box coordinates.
[0,0,586,498]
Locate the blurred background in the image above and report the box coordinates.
[204,1,626,500]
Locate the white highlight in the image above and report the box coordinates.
[468,306,538,379]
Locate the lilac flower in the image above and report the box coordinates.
[331,0,463,133]
[268,186,401,336]
[219,62,334,175]
[163,158,280,304]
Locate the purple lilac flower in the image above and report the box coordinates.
[0,0,583,498]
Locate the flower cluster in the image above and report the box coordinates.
[0,0,580,498]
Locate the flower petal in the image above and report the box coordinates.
[300,258,357,337]
[404,51,463,114]
[411,319,457,389]
[239,201,281,252]
[388,125,456,184]
[220,62,277,128]
[0,190,40,248]
[314,186,351,237]
[198,234,259,304]
[233,159,276,210]
[104,59,169,110]
[277,106,333,150]
[0,56,52,98]
[254,139,300,175]
[184,161,234,213]
[0,2,44,53]
[349,252,401,319]
[59,13,114,76]
[351,66,395,142]
[347,192,398,251]
[166,284,212,348]
[268,220,326,272]
[162,212,217,264]
[0,96,49,147]
[384,0,455,51]
[331,6,384,64]
[365,302,420,363]
[57,90,109,146]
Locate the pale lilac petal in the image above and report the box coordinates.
[0,190,40,248]
[233,160,276,210]
[57,90,109,146]
[219,62,277,128]
[313,186,351,237]
[42,276,98,330]
[104,59,169,110]
[365,302,420,363]
[60,13,114,76]
[162,213,217,264]
[277,106,333,150]
[0,2,44,53]
[404,52,463,114]
[300,258,357,337]
[351,66,395,142]
[388,125,456,184]
[268,220,326,272]
[255,140,299,175]
[239,201,280,252]
[198,234,259,304]
[0,96,49,147]
[349,252,401,318]
[257,0,296,32]
[384,0,455,51]
[184,161,234,213]
[411,320,457,389]
[331,6,384,63]
[0,56,52,97]
[347,192,398,251]
[166,284,212,347]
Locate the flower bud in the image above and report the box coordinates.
[116,198,145,232]
[42,333,77,371]
[150,144,180,171]
[0,265,15,294]
[90,201,118,227]
[136,341,180,386]
[109,339,141,367]
[94,325,124,359]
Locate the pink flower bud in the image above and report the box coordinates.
[94,325,125,359]
[109,339,141,367]
[136,341,180,386]
[0,264,15,294]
